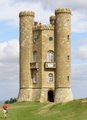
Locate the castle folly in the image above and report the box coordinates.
[18,8,73,103]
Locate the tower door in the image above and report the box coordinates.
[48,90,54,102]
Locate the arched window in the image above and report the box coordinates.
[33,51,37,62]
[47,51,54,62]
[48,73,53,82]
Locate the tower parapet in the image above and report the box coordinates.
[19,11,35,17]
[55,8,71,14]
[33,24,54,31]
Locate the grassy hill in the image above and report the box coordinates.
[0,99,87,120]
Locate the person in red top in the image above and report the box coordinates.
[2,102,8,118]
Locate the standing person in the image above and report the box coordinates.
[2,102,8,118]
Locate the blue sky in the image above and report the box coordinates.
[0,21,18,41]
[0,0,87,101]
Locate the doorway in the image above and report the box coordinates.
[48,90,54,102]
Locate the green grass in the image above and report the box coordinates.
[0,99,87,120]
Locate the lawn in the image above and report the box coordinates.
[0,99,87,120]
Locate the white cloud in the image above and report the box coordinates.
[13,0,87,10]
[78,45,87,59]
[72,11,87,32]
[0,0,87,32]
[75,39,87,60]
[0,0,53,27]
[0,39,19,62]
[0,39,19,100]
[72,64,87,81]
[72,64,87,98]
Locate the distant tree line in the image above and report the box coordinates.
[5,98,17,104]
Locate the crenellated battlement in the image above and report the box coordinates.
[19,11,35,17]
[33,24,54,31]
[55,8,71,15]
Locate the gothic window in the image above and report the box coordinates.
[48,73,53,82]
[47,51,54,62]
[33,51,37,62]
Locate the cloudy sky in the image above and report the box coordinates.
[0,0,87,101]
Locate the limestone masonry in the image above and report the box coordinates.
[18,8,73,103]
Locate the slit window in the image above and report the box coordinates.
[67,35,69,40]
[67,56,69,60]
[67,76,69,81]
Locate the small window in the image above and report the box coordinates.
[48,73,53,82]
[67,56,69,60]
[49,37,53,41]
[67,76,69,81]
[67,35,69,40]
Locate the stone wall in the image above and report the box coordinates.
[18,8,73,103]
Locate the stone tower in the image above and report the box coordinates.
[18,11,35,101]
[18,8,73,103]
[54,8,73,103]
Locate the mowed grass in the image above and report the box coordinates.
[0,99,87,120]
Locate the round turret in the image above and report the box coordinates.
[18,11,35,101]
[54,8,73,103]
[50,16,55,25]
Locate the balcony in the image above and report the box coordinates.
[30,62,39,70]
[44,62,56,69]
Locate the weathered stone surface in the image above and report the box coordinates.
[54,8,73,103]
[55,88,73,103]
[18,8,73,103]
[18,89,30,101]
